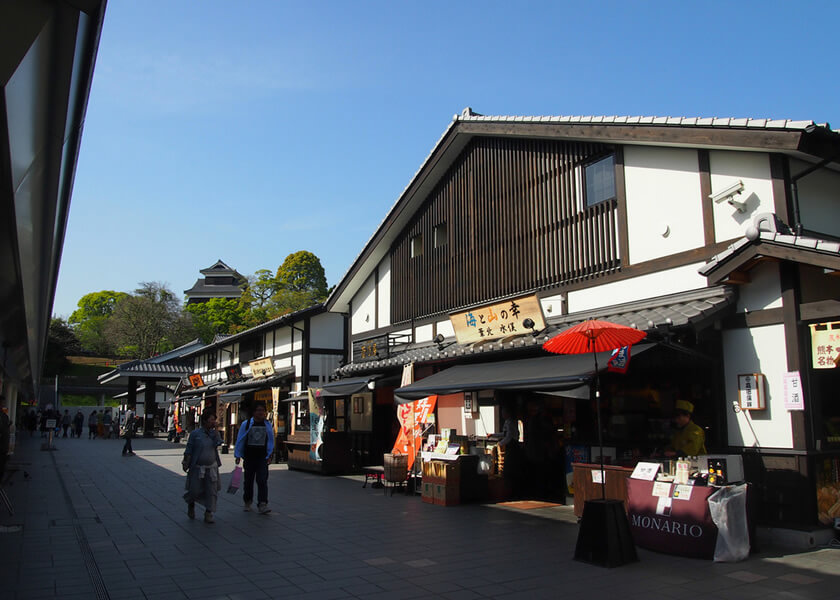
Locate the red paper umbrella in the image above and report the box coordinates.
[543,319,646,355]
[543,319,646,503]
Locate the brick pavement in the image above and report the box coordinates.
[1,433,839,600]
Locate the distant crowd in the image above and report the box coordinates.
[22,406,140,440]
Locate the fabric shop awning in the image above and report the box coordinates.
[394,344,654,402]
[218,392,243,405]
[317,375,382,397]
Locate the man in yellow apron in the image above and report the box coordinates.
[665,400,706,457]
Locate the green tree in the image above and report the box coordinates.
[275,251,328,295]
[68,290,130,355]
[107,282,189,358]
[185,297,248,343]
[271,251,329,314]
[44,318,82,376]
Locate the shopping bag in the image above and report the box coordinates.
[227,466,243,494]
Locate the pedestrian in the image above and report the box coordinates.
[167,410,176,442]
[102,410,113,439]
[0,396,10,482]
[88,409,98,439]
[26,409,37,437]
[96,410,104,439]
[61,410,71,438]
[182,408,222,524]
[73,410,84,439]
[234,403,274,515]
[122,409,136,456]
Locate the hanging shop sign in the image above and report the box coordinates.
[450,294,545,345]
[809,322,840,369]
[248,357,275,378]
[738,373,766,410]
[352,334,390,362]
[224,364,242,381]
[782,371,804,411]
[254,389,273,404]
[188,373,205,388]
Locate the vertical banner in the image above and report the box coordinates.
[308,388,325,461]
[392,364,438,470]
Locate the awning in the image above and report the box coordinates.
[282,391,310,403]
[214,367,295,393]
[316,375,381,397]
[394,344,655,402]
[218,392,243,405]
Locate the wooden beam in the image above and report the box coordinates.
[698,150,715,246]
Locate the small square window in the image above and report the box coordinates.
[584,154,616,208]
[411,234,424,258]
[434,223,447,248]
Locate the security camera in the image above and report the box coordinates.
[709,180,746,212]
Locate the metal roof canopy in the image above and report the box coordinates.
[393,344,655,403]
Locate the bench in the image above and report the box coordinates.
[362,466,384,489]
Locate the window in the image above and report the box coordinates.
[411,233,424,258]
[584,154,616,208]
[434,223,447,248]
[207,351,217,371]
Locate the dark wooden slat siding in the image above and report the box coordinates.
[390,137,622,323]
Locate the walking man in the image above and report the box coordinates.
[234,403,274,514]
[122,408,136,456]
[73,410,84,439]
[61,410,71,438]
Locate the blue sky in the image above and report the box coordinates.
[53,0,840,318]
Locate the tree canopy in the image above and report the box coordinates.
[62,251,331,353]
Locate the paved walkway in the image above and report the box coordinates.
[1,434,838,600]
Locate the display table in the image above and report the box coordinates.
[626,478,735,559]
[572,463,634,517]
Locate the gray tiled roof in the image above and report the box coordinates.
[336,286,734,377]
[119,362,193,375]
[456,112,829,131]
[699,232,840,277]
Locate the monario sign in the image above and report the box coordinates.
[630,514,704,538]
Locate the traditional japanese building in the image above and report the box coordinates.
[184,259,247,304]
[324,109,840,528]
[175,305,347,469]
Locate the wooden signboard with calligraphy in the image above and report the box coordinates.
[352,334,390,363]
[249,357,275,378]
[449,295,546,345]
[188,373,205,388]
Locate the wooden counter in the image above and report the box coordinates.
[285,431,352,475]
[572,463,634,517]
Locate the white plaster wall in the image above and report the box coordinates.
[309,354,342,383]
[436,319,455,339]
[722,324,793,449]
[220,344,234,368]
[735,261,782,312]
[377,255,391,328]
[562,263,708,313]
[790,158,840,238]
[623,146,705,264]
[275,328,292,355]
[710,151,774,242]
[415,323,434,343]
[310,313,344,349]
[351,274,376,335]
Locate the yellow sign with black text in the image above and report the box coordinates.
[450,295,545,345]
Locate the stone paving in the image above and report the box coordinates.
[1,433,839,600]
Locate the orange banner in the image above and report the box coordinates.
[392,395,437,470]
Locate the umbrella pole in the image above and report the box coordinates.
[592,342,605,501]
